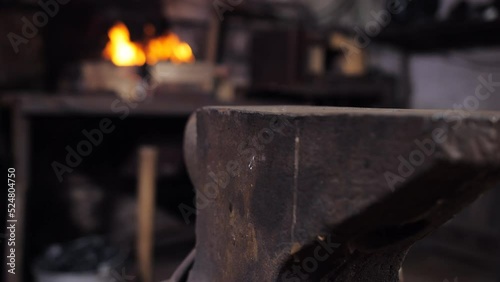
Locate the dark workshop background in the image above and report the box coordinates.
[1,0,500,281]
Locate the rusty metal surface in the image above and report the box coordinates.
[182,106,500,282]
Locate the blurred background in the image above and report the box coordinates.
[1,0,500,281]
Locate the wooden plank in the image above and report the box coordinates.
[137,146,158,282]
[0,94,217,116]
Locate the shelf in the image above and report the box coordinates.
[0,93,216,117]
[248,76,396,107]
[374,20,500,52]
[0,92,290,117]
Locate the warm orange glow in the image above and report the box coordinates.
[146,32,195,64]
[103,22,146,67]
[172,42,195,64]
[103,22,195,66]
[146,33,179,64]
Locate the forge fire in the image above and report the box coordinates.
[103,22,195,67]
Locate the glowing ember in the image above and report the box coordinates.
[103,22,195,66]
[103,22,146,67]
[172,42,195,64]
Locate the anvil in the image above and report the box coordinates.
[172,106,500,282]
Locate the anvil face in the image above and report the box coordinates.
[182,106,500,282]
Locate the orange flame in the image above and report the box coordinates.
[103,22,146,67]
[103,22,195,66]
[146,33,195,64]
